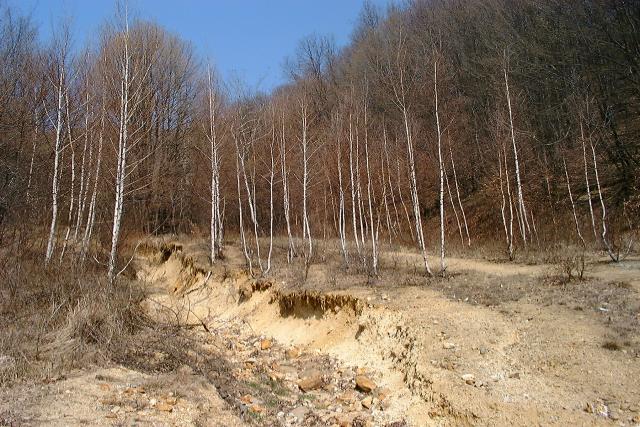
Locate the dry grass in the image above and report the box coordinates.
[0,247,148,385]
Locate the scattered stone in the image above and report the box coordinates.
[285,347,301,359]
[479,347,488,355]
[260,339,272,350]
[361,396,373,409]
[443,342,455,350]
[338,390,358,404]
[461,374,476,385]
[509,372,520,379]
[355,375,376,393]
[298,369,323,392]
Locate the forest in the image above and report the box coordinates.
[0,0,638,277]
[1,1,639,425]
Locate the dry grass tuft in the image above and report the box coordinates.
[0,247,147,385]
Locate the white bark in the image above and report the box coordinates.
[336,112,349,264]
[590,142,617,261]
[445,161,463,245]
[502,140,515,259]
[81,100,104,263]
[434,59,445,274]
[563,157,585,247]
[207,66,223,263]
[348,112,362,258]
[108,14,132,282]
[300,101,313,259]
[403,106,432,275]
[504,60,528,246]
[45,57,66,265]
[280,111,295,262]
[449,144,470,247]
[265,119,276,274]
[59,94,77,262]
[497,145,510,255]
[363,104,378,276]
[581,122,597,240]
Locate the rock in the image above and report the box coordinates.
[461,374,476,385]
[509,372,520,379]
[443,342,455,350]
[338,390,358,404]
[361,396,373,409]
[298,369,323,392]
[285,347,301,359]
[260,339,272,350]
[355,375,377,393]
[290,406,309,420]
[479,347,488,355]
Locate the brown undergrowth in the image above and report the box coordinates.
[0,247,148,385]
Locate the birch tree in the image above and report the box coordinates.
[434,58,445,274]
[206,65,223,263]
[44,29,70,265]
[504,53,528,247]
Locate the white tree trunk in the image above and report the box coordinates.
[563,157,585,247]
[402,107,432,275]
[363,106,378,276]
[300,101,313,259]
[504,62,528,247]
[590,142,617,261]
[581,122,597,240]
[434,59,446,274]
[449,144,470,247]
[45,62,66,265]
[207,66,222,263]
[108,20,132,282]
[280,112,295,262]
[81,101,104,264]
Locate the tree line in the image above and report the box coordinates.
[0,0,637,279]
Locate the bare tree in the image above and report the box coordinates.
[44,28,70,265]
[434,58,445,274]
[206,65,223,263]
[280,110,296,262]
[563,156,585,247]
[504,54,528,247]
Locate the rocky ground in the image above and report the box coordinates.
[2,237,639,426]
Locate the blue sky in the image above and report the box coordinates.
[17,0,389,92]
